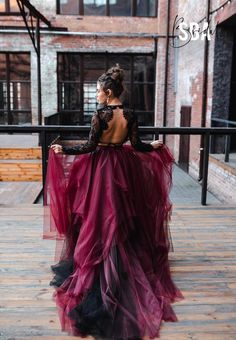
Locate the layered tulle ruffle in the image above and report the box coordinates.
[43,144,184,339]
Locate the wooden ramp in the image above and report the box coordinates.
[0,148,42,181]
[0,204,236,339]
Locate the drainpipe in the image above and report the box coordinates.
[162,0,171,144]
[198,0,211,181]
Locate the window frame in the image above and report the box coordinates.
[0,0,19,13]
[57,52,156,127]
[0,52,31,125]
[56,0,158,18]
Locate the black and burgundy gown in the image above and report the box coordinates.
[43,104,184,339]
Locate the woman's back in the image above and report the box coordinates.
[98,106,128,145]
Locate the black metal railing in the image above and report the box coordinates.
[0,125,236,206]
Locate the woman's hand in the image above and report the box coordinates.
[151,140,164,149]
[50,144,63,154]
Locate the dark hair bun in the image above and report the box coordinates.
[98,63,124,98]
[106,64,124,82]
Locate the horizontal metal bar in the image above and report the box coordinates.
[0,125,236,135]
[0,28,169,39]
[0,25,68,32]
[0,80,31,83]
[0,110,31,113]
[0,12,22,16]
[58,80,155,85]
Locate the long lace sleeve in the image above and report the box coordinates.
[128,111,154,152]
[62,112,101,155]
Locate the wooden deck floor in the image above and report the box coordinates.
[0,203,236,340]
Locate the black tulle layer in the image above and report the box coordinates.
[50,249,142,340]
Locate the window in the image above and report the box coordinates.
[57,53,155,127]
[211,27,236,153]
[0,53,31,125]
[0,0,19,12]
[57,0,158,17]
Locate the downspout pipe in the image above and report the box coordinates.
[198,0,211,181]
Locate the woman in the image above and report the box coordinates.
[44,64,183,339]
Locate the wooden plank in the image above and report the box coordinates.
[0,148,42,181]
[0,147,42,160]
[0,204,236,339]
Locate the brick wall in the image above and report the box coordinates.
[172,0,236,202]
[208,156,236,203]
[1,1,159,124]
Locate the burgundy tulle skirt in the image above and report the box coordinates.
[43,144,184,339]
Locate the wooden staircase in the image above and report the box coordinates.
[0,147,42,181]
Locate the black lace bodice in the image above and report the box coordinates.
[61,106,154,155]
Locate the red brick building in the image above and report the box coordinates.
[0,0,236,201]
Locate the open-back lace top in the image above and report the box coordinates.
[61,104,154,154]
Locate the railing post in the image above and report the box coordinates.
[224,134,231,162]
[154,128,159,141]
[41,129,47,205]
[201,132,210,205]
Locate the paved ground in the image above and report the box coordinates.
[170,164,220,205]
[0,182,42,205]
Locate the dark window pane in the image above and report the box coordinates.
[83,55,106,115]
[8,111,31,125]
[0,112,7,125]
[0,54,6,80]
[108,55,132,82]
[120,82,130,106]
[0,53,31,125]
[133,56,155,83]
[133,56,155,120]
[83,54,106,81]
[58,54,80,81]
[11,82,31,110]
[109,0,131,16]
[10,54,30,81]
[60,82,80,110]
[134,83,154,111]
[137,0,157,17]
[0,82,6,109]
[59,0,79,14]
[84,0,106,15]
